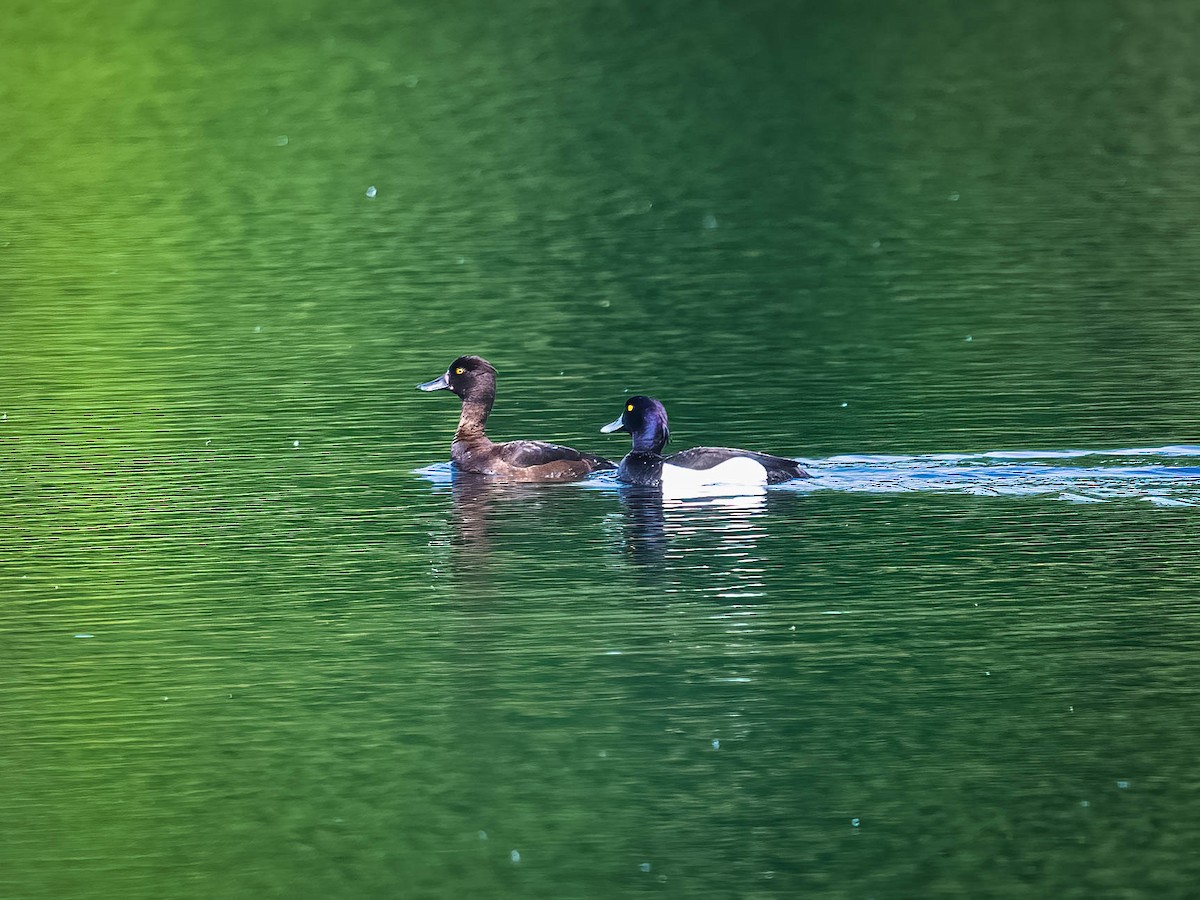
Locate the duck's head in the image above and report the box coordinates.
[417,355,497,400]
[601,395,670,453]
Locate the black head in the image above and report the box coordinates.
[417,355,497,400]
[601,395,670,453]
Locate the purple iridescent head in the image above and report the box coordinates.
[601,395,670,453]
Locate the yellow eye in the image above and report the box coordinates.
[455,367,465,375]
[626,404,634,412]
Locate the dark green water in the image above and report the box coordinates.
[6,1,1200,897]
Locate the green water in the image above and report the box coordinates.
[6,1,1200,897]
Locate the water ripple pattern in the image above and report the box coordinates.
[787,446,1200,504]
[419,446,1200,505]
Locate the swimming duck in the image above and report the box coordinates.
[418,355,614,481]
[600,395,808,488]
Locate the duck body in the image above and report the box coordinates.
[613,449,669,487]
[613,447,792,489]
[602,396,808,488]
[614,451,772,494]
[450,435,614,482]
[419,355,614,482]
[667,446,805,484]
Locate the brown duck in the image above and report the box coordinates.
[417,355,615,481]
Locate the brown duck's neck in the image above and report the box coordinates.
[454,393,494,443]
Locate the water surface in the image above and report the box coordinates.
[5,1,1200,898]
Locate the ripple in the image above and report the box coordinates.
[417,446,1200,505]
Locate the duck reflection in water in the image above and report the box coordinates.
[427,467,774,597]
[609,483,771,579]
[445,473,547,570]
[438,471,619,586]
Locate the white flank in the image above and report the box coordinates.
[660,458,768,498]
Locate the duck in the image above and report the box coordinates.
[418,355,615,481]
[600,395,808,488]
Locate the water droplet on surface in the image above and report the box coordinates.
[293,440,300,448]
[74,633,94,639]
[510,850,521,863]
[841,402,849,408]
[965,335,973,342]
[639,862,652,873]
[1117,780,1130,789]
[275,135,289,146]
[949,191,960,201]
[365,185,377,199]
[711,739,720,750]
[478,830,488,840]
[851,818,860,827]
[404,74,419,87]
[702,213,719,229]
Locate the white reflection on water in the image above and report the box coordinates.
[782,445,1200,504]
[414,445,1200,620]
[415,445,1200,580]
[604,484,768,571]
[418,444,1200,506]
[414,463,775,608]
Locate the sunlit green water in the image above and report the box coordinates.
[5,1,1200,897]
